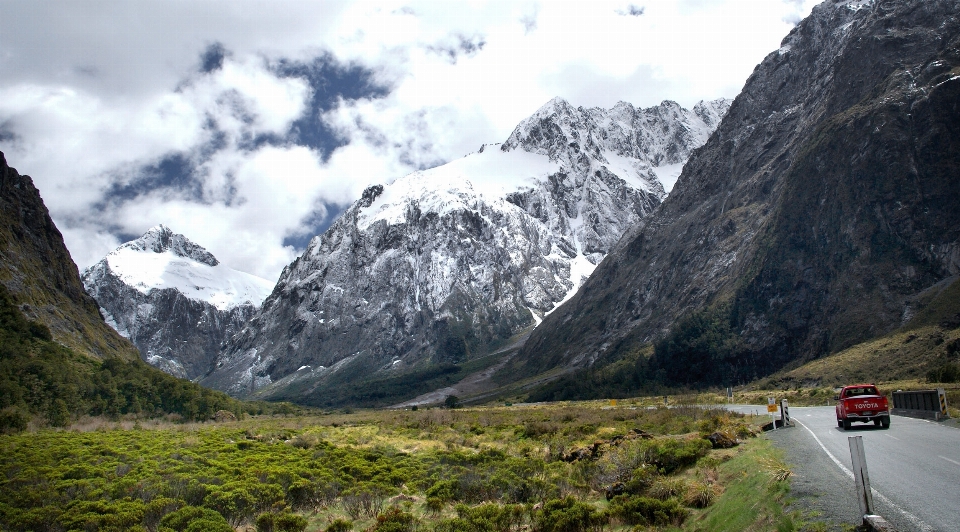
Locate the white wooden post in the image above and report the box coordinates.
[848,436,875,517]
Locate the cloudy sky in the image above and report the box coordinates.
[0,0,818,282]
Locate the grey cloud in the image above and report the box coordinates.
[616,5,645,16]
[425,34,487,65]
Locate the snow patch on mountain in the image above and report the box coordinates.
[204,97,731,400]
[82,225,274,380]
[96,225,273,311]
[358,148,560,232]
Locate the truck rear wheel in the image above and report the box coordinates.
[842,419,851,430]
[880,417,890,429]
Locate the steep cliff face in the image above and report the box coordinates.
[203,98,730,402]
[82,226,273,379]
[0,151,139,361]
[518,0,960,385]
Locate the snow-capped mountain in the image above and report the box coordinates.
[201,97,730,403]
[82,225,274,379]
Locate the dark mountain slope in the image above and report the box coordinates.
[517,0,960,387]
[0,152,139,361]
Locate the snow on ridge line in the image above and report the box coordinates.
[104,246,274,311]
[356,148,560,231]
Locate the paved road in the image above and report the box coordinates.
[729,405,960,531]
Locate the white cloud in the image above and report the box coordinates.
[0,0,820,282]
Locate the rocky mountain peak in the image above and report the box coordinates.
[501,97,732,190]
[517,0,960,387]
[82,226,274,379]
[120,225,219,266]
[201,96,731,405]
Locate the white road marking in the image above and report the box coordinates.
[939,456,960,467]
[883,434,899,440]
[793,417,933,532]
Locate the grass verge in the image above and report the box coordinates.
[683,437,802,532]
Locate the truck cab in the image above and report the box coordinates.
[835,384,890,430]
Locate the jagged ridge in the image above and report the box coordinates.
[202,97,730,403]
[516,0,960,386]
[82,225,273,379]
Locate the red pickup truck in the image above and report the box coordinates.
[835,384,890,430]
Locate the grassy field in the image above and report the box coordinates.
[0,399,821,532]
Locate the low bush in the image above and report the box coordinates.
[533,497,606,532]
[453,503,525,532]
[369,507,417,532]
[160,505,233,532]
[607,494,686,527]
[255,510,308,532]
[639,437,711,474]
[327,518,354,532]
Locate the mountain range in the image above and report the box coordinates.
[9,0,959,410]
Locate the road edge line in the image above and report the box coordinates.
[793,417,932,532]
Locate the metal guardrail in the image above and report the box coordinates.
[891,388,949,420]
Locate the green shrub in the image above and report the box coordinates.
[639,437,711,474]
[426,497,445,515]
[624,465,657,496]
[927,362,960,383]
[340,483,393,519]
[533,497,606,532]
[453,502,525,532]
[607,495,686,527]
[59,499,146,532]
[327,518,354,532]
[426,479,460,502]
[143,497,182,531]
[256,510,308,532]
[370,507,417,532]
[434,518,475,532]
[160,505,232,532]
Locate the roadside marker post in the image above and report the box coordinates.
[767,397,777,429]
[780,399,790,426]
[848,436,875,517]
[938,388,948,418]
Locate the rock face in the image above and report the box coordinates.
[202,97,730,401]
[82,226,274,379]
[518,0,960,385]
[0,151,140,360]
